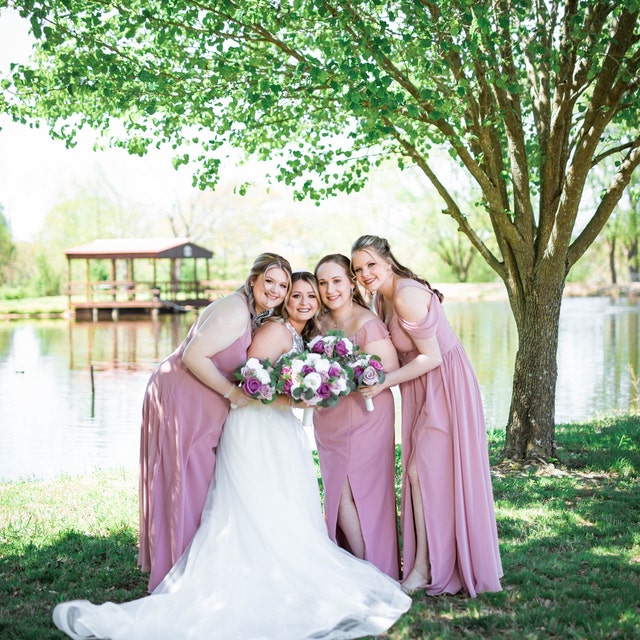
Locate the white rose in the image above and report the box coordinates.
[313,357,332,374]
[302,371,322,391]
[256,368,272,384]
[332,377,348,393]
[304,353,322,367]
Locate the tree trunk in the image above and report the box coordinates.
[609,237,617,284]
[628,239,638,282]
[503,278,564,460]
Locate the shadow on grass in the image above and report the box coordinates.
[1,417,639,639]
[392,416,640,639]
[0,528,148,639]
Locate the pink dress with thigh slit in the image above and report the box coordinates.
[385,280,502,597]
[313,318,400,579]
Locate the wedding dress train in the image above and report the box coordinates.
[53,402,411,639]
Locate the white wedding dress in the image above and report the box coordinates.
[53,400,411,639]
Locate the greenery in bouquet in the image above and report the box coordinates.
[234,357,277,403]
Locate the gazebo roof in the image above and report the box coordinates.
[64,238,213,260]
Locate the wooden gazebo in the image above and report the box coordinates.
[65,237,217,320]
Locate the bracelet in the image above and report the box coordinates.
[223,385,235,399]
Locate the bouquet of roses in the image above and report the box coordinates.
[233,357,277,404]
[349,350,386,412]
[307,331,356,361]
[276,340,354,426]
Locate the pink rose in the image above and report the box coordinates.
[359,365,380,386]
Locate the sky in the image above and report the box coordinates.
[0,9,222,242]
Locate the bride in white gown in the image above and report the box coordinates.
[53,272,411,640]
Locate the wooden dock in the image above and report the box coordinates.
[64,238,231,321]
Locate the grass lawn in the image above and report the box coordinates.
[1,415,639,639]
[0,296,68,317]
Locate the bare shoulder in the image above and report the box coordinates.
[352,304,377,330]
[394,280,431,322]
[197,292,250,332]
[254,318,289,340]
[249,319,292,361]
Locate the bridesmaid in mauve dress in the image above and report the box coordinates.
[138,253,292,591]
[313,254,401,579]
[351,235,503,598]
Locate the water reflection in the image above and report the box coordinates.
[0,316,192,482]
[0,297,638,481]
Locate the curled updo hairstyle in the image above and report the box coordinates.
[239,252,292,327]
[283,271,322,343]
[314,254,368,311]
[350,235,444,302]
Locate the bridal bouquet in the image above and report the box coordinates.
[350,351,386,412]
[276,345,353,426]
[233,357,277,404]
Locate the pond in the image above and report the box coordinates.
[0,296,637,481]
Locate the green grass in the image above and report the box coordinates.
[0,296,67,316]
[1,416,639,639]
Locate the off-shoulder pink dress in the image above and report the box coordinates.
[313,318,400,579]
[138,320,252,592]
[385,280,502,597]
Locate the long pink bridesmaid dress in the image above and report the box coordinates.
[313,318,400,579]
[138,321,251,591]
[386,280,503,597]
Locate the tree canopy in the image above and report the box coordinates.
[3,0,640,458]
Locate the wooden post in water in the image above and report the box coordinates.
[90,364,95,417]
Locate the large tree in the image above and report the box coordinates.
[3,0,640,459]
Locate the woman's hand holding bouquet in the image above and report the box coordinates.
[350,353,386,411]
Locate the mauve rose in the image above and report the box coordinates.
[259,384,273,399]
[335,340,349,357]
[360,365,379,385]
[243,377,262,395]
[282,379,293,394]
[302,364,314,375]
[317,383,331,398]
[311,340,325,354]
[353,366,364,379]
[327,364,341,377]
[370,359,384,371]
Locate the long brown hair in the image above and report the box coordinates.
[283,271,322,343]
[350,235,444,302]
